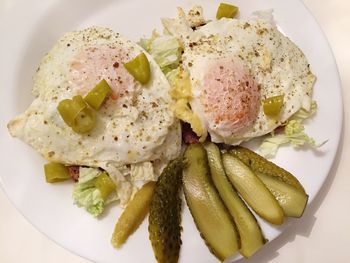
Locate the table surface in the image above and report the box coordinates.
[1,0,349,262]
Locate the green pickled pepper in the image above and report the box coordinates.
[124,53,151,85]
[44,162,70,183]
[262,94,284,116]
[57,95,96,134]
[216,3,239,19]
[94,172,116,200]
[84,79,112,110]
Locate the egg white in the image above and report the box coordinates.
[8,27,181,203]
[163,9,316,144]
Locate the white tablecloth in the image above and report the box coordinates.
[1,0,349,262]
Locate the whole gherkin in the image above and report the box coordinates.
[148,157,184,263]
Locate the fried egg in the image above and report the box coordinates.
[8,27,181,203]
[163,8,316,144]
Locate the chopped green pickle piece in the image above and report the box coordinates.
[216,3,239,19]
[262,94,284,116]
[84,79,112,110]
[57,95,87,126]
[71,107,96,134]
[112,181,156,248]
[44,162,70,183]
[94,172,116,200]
[124,53,151,85]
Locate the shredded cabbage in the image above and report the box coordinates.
[72,167,118,217]
[259,101,326,158]
[130,161,156,181]
[139,32,182,74]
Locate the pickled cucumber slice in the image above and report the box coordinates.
[111,181,156,248]
[148,158,184,263]
[256,172,309,217]
[229,146,306,193]
[183,144,239,261]
[222,153,284,225]
[205,143,266,257]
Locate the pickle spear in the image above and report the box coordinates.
[148,158,184,263]
[111,181,156,248]
[229,146,306,193]
[222,153,284,225]
[183,144,239,261]
[256,172,309,217]
[205,143,266,257]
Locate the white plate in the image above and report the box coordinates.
[0,0,342,262]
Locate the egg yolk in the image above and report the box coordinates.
[201,61,260,134]
[68,44,135,100]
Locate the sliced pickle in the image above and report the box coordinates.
[205,143,266,257]
[256,172,309,218]
[229,146,306,193]
[111,181,156,248]
[222,153,284,225]
[148,158,184,263]
[183,144,239,261]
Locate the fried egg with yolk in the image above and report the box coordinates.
[163,8,316,144]
[8,27,181,203]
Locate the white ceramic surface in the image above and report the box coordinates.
[0,0,342,262]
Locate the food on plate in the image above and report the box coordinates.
[256,172,308,217]
[183,144,240,261]
[205,142,266,257]
[124,52,151,85]
[7,27,182,214]
[84,79,112,110]
[94,171,117,200]
[258,101,324,158]
[57,94,96,133]
[230,146,306,193]
[262,94,285,116]
[72,167,117,217]
[148,158,184,263]
[182,142,309,261]
[7,2,316,262]
[44,162,71,183]
[112,181,156,248]
[160,6,316,146]
[222,153,284,225]
[216,3,239,19]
